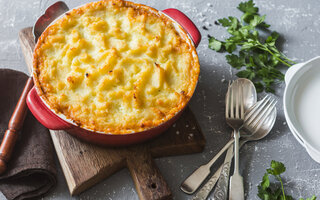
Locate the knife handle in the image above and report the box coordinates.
[0,77,34,174]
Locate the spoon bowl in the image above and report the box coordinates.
[235,78,257,112]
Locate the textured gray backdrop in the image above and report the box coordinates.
[0,0,319,199]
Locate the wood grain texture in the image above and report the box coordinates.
[18,27,34,74]
[49,108,205,196]
[126,146,171,200]
[19,27,206,198]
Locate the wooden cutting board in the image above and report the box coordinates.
[19,27,206,200]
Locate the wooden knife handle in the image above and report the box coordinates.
[0,77,34,174]
[127,147,172,200]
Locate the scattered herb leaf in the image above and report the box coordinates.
[208,0,296,92]
[208,37,223,51]
[258,160,317,200]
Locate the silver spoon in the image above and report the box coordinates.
[180,79,257,194]
[192,99,277,200]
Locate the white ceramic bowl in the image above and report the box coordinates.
[284,56,320,163]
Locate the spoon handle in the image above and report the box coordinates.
[180,139,234,194]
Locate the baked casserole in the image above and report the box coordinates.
[33,0,200,134]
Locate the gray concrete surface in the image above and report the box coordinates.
[1,0,319,199]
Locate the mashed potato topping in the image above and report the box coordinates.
[33,0,199,134]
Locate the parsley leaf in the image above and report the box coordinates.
[267,160,286,176]
[208,37,223,51]
[226,54,245,69]
[225,42,237,53]
[260,173,270,190]
[300,196,317,200]
[237,69,255,80]
[250,15,266,27]
[208,0,296,92]
[258,160,317,200]
[238,0,258,14]
[218,18,232,27]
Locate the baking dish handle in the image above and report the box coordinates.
[162,8,201,48]
[305,143,320,163]
[27,87,71,130]
[290,126,305,147]
[292,129,320,163]
[284,62,304,84]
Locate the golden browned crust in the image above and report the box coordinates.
[33,0,200,134]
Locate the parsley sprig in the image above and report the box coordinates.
[208,0,296,92]
[258,160,317,200]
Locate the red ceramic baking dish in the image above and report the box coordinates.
[27,0,201,146]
